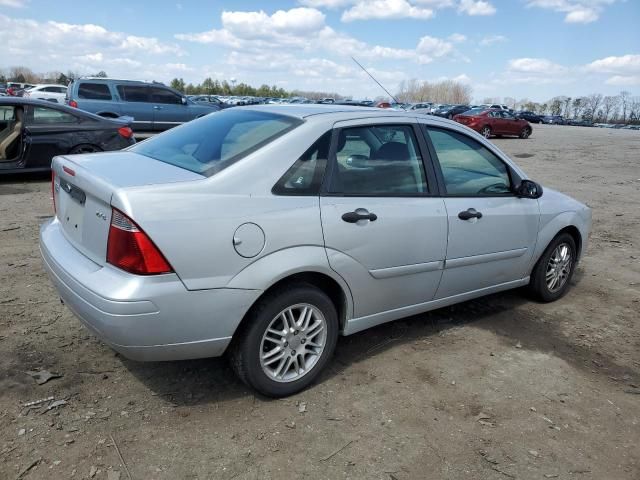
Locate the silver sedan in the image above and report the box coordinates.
[40,105,591,397]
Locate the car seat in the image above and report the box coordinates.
[0,107,23,161]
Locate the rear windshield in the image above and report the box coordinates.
[462,108,486,116]
[129,109,302,176]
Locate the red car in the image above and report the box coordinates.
[453,108,532,139]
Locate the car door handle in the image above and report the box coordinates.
[342,211,378,223]
[458,208,483,220]
[153,106,162,110]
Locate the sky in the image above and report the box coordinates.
[0,0,639,102]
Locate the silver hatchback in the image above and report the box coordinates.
[40,105,591,397]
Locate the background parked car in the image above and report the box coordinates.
[0,97,134,174]
[433,104,471,119]
[482,104,512,111]
[189,95,231,109]
[66,78,220,131]
[541,115,565,125]
[516,111,543,123]
[23,84,68,103]
[454,108,532,138]
[565,118,594,127]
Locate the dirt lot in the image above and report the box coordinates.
[1,124,639,480]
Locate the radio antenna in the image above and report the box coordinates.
[351,56,404,109]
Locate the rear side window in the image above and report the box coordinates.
[150,87,182,104]
[31,106,78,124]
[117,85,149,102]
[328,125,428,195]
[130,109,302,176]
[78,83,112,100]
[272,131,331,195]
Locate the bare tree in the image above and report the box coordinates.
[619,91,631,122]
[585,93,603,120]
[601,96,620,122]
[629,96,640,122]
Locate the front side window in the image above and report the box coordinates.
[31,106,78,124]
[150,87,182,105]
[117,85,149,102]
[427,127,512,196]
[272,131,331,195]
[129,109,301,176]
[329,124,428,195]
[77,83,112,100]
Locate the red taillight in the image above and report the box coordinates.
[118,126,133,139]
[106,209,173,275]
[51,171,56,214]
[69,100,78,108]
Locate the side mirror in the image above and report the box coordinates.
[181,97,187,105]
[515,179,543,199]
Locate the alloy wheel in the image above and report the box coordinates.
[481,127,491,138]
[545,243,573,293]
[259,303,327,383]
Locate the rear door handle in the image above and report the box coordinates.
[458,208,482,220]
[153,106,162,110]
[342,211,378,223]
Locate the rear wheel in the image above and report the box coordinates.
[69,144,102,154]
[480,126,492,138]
[229,284,338,397]
[528,233,576,302]
[519,127,532,139]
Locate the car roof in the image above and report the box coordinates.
[0,97,118,120]
[240,104,414,120]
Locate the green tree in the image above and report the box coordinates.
[170,78,186,92]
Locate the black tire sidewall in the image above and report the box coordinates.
[238,285,338,397]
[530,233,577,302]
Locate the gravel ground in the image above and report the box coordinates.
[0,124,639,480]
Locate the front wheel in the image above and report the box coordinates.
[519,127,532,139]
[229,284,338,397]
[480,126,492,138]
[528,233,577,302]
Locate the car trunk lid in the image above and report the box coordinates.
[52,151,203,266]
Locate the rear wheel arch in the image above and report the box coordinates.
[232,271,350,344]
[68,144,102,154]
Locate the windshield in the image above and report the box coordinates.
[130,109,302,177]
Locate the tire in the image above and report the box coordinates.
[519,127,532,139]
[69,144,102,154]
[229,283,338,397]
[528,233,577,302]
[480,126,492,138]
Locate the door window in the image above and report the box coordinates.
[427,127,512,196]
[150,87,182,105]
[273,131,331,195]
[31,106,78,124]
[117,85,150,102]
[329,125,428,195]
[0,106,15,121]
[77,83,112,100]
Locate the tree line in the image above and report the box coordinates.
[482,93,640,124]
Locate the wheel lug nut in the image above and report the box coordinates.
[301,338,306,344]
[290,351,295,356]
[284,341,288,347]
[294,330,299,335]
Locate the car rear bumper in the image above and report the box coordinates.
[40,218,260,361]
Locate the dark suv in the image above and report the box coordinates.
[66,78,220,131]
